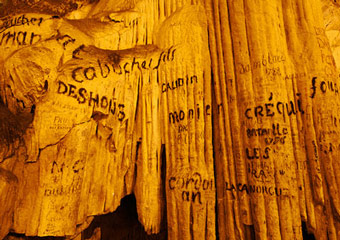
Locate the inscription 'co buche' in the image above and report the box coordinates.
[72,46,176,83]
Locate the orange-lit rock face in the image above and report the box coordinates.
[2,0,340,240]
[0,2,215,239]
[0,0,95,17]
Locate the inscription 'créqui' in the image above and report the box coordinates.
[244,94,304,120]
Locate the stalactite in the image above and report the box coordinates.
[1,0,340,239]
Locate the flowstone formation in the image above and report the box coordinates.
[1,0,340,239]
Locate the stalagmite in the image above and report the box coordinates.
[1,0,340,239]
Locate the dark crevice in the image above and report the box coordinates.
[244,225,255,240]
[302,221,316,240]
[44,80,49,91]
[160,144,167,232]
[4,232,64,240]
[82,194,167,240]
[30,105,36,114]
[0,102,26,145]
[91,111,108,121]
[5,195,167,240]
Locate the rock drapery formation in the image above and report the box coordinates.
[1,0,340,239]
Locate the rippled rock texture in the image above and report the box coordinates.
[1,0,340,239]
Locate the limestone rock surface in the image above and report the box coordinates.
[1,0,340,240]
[0,167,17,240]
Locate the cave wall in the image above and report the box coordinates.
[1,0,340,239]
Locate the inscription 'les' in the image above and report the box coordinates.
[245,147,271,160]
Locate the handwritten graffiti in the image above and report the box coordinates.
[44,181,81,197]
[168,172,214,204]
[247,160,274,182]
[245,94,304,120]
[312,140,321,173]
[245,147,271,160]
[168,172,214,191]
[178,124,188,133]
[314,27,330,49]
[310,77,339,98]
[330,114,340,128]
[168,104,211,124]
[0,31,41,46]
[176,130,204,145]
[247,161,273,172]
[264,136,286,145]
[321,53,336,66]
[181,191,202,204]
[225,181,287,196]
[50,160,84,175]
[56,33,76,49]
[162,75,197,93]
[278,161,307,177]
[284,72,306,81]
[238,53,286,74]
[72,46,176,82]
[246,123,288,138]
[49,116,72,130]
[0,14,43,33]
[57,81,126,121]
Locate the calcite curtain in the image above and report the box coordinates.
[0,0,340,239]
